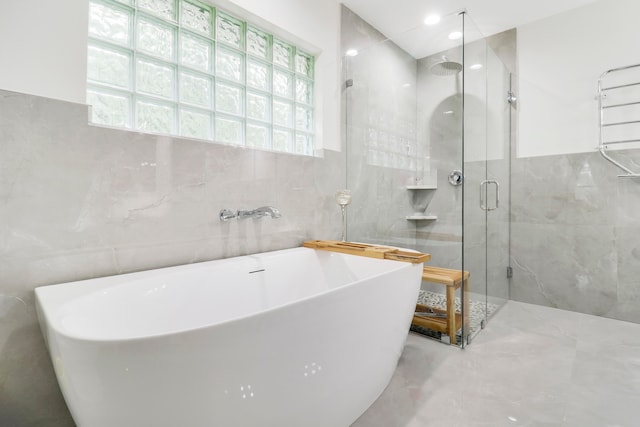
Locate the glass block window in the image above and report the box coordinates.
[87,0,315,155]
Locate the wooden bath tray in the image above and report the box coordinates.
[302,240,430,264]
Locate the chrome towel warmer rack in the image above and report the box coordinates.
[598,63,640,178]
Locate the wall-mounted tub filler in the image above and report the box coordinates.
[34,247,423,427]
[237,206,281,219]
[219,206,281,221]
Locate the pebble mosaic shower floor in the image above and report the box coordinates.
[410,290,499,344]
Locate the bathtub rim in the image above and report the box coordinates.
[35,246,421,344]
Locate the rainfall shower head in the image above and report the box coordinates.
[430,56,462,76]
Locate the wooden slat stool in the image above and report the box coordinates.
[411,266,470,345]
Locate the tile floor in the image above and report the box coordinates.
[352,300,640,427]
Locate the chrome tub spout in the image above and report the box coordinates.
[237,206,281,219]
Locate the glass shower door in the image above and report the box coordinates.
[462,15,512,343]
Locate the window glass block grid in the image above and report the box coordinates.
[87,0,315,155]
[364,109,417,171]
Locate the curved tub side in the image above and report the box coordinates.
[40,253,423,427]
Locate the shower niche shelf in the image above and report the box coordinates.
[406,214,437,221]
[406,183,437,221]
[406,184,437,190]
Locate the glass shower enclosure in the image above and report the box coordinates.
[342,8,512,347]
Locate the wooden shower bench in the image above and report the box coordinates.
[301,241,469,344]
[412,266,469,345]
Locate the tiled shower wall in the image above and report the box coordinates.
[511,150,640,322]
[0,89,344,426]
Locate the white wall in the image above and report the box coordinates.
[0,0,342,151]
[0,0,89,104]
[517,0,640,158]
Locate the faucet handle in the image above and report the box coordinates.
[219,209,236,222]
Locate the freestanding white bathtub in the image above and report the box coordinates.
[35,247,422,427]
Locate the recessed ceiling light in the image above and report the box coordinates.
[448,31,462,40]
[424,14,441,25]
[470,63,483,70]
[345,49,358,57]
[402,83,412,88]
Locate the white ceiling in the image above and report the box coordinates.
[341,0,600,57]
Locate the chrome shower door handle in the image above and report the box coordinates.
[480,180,487,211]
[480,180,500,211]
[490,180,500,210]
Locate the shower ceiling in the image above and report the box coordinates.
[340,0,599,58]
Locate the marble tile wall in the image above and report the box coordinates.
[510,150,640,322]
[0,89,344,426]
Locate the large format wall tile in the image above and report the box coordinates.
[512,153,618,226]
[0,89,343,426]
[511,223,618,315]
[511,150,640,322]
